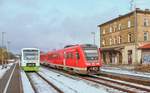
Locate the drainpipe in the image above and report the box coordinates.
[134,9,138,64]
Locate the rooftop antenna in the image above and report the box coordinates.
[130,0,136,11]
[130,0,134,11]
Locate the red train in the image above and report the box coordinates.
[40,44,102,74]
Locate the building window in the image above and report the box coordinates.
[144,32,148,41]
[109,38,112,45]
[67,52,74,59]
[113,38,116,44]
[109,27,112,33]
[102,40,105,46]
[118,24,121,30]
[118,36,122,44]
[115,37,117,44]
[144,18,149,27]
[103,29,105,34]
[113,22,117,32]
[128,33,132,42]
[113,37,117,45]
[113,26,116,32]
[128,20,131,28]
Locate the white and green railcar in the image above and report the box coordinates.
[21,48,40,71]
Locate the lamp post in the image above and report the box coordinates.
[1,32,6,69]
[7,41,10,64]
[91,32,96,45]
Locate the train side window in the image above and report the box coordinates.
[76,52,80,60]
[66,53,69,59]
[68,52,74,59]
[64,52,67,58]
[48,55,52,60]
[66,52,72,59]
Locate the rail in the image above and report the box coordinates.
[81,75,150,93]
[26,72,64,93]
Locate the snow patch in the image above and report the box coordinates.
[20,70,35,93]
[0,63,14,79]
[28,73,58,93]
[40,67,123,93]
[101,67,150,78]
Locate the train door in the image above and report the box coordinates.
[63,52,66,66]
[66,51,75,66]
[65,52,70,66]
[71,51,77,67]
[75,51,80,67]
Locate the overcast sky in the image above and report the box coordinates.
[0,0,150,53]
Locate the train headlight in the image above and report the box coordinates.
[86,63,90,65]
[96,63,99,65]
[92,63,95,65]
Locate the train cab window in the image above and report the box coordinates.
[48,55,52,59]
[83,48,98,60]
[76,52,80,60]
[66,52,73,59]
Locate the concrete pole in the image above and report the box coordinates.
[7,41,10,64]
[91,32,96,45]
[1,32,5,69]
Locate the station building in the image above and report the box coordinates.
[98,8,150,65]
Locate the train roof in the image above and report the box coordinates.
[21,48,40,51]
[64,44,97,49]
[43,44,98,54]
[80,44,97,47]
[47,49,64,54]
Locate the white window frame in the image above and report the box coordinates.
[128,20,131,28]
[118,36,121,44]
[113,22,117,32]
[102,40,105,45]
[109,38,112,45]
[115,37,117,44]
[103,29,105,34]
[144,18,149,27]
[128,33,132,42]
[118,24,121,30]
[113,26,116,32]
[109,27,112,33]
[144,32,148,41]
[113,37,116,44]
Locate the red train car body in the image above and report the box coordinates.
[40,44,102,74]
[40,52,48,64]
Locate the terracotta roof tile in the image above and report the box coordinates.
[139,43,150,49]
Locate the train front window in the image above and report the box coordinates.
[23,50,38,60]
[84,49,98,61]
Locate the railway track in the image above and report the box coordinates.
[99,71,150,86]
[26,72,64,93]
[41,65,150,93]
[81,75,150,93]
[42,65,150,93]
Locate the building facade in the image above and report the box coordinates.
[98,8,150,65]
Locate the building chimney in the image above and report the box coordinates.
[119,15,122,17]
[145,9,149,11]
[136,8,140,10]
